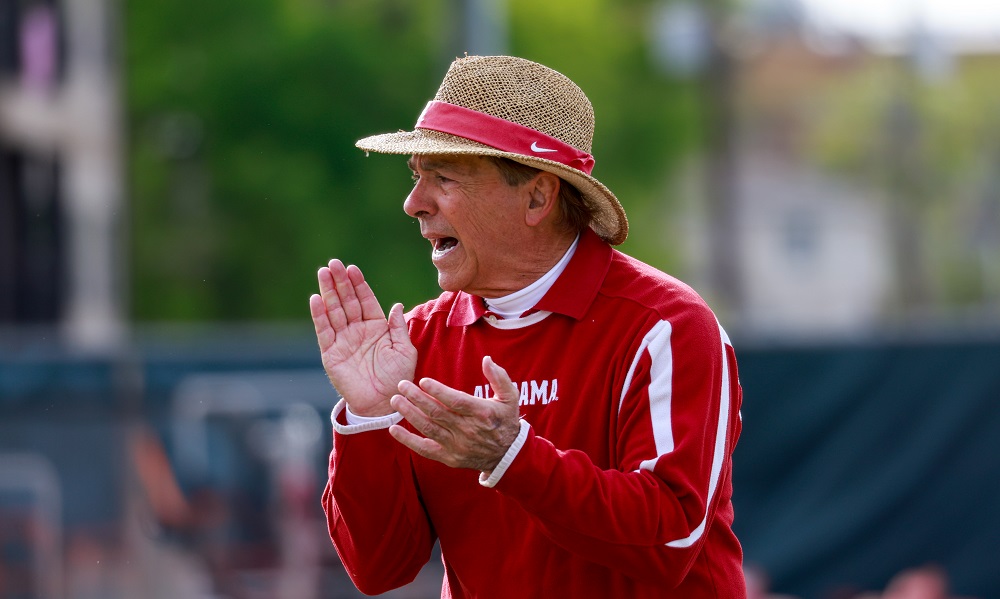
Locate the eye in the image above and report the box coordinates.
[410,173,420,183]
[436,175,451,184]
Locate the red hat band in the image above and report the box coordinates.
[415,100,596,175]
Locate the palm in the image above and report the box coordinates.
[310,260,417,417]
[320,318,415,414]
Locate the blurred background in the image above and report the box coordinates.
[2,0,999,597]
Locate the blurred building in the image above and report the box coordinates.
[0,0,125,351]
[699,28,892,338]
[671,1,1000,337]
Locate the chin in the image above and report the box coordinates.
[436,272,464,293]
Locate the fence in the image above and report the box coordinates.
[1,328,998,598]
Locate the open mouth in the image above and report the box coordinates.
[432,237,459,258]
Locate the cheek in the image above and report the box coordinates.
[472,196,520,233]
[444,185,521,243]
[464,212,501,240]
[464,216,512,260]
[447,204,499,240]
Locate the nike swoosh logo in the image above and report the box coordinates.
[531,141,558,153]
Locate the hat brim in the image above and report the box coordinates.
[356,128,628,245]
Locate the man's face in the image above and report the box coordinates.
[404,154,531,297]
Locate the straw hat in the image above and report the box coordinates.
[356,55,628,245]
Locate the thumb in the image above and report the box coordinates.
[482,356,519,405]
[387,303,412,347]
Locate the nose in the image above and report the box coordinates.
[403,178,436,219]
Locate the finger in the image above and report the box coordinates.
[482,356,520,405]
[309,293,336,349]
[395,381,451,423]
[317,266,348,330]
[387,303,413,348]
[346,264,385,321]
[390,393,450,442]
[329,259,364,324]
[416,377,477,416]
[388,424,447,463]
[317,264,346,329]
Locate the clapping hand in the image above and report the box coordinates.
[388,356,522,473]
[310,262,519,472]
[309,259,417,417]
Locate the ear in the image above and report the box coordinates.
[524,172,561,227]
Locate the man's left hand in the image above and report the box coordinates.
[388,356,521,473]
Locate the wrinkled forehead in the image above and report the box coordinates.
[406,154,488,175]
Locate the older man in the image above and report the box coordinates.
[309,55,745,598]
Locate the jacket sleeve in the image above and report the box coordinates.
[488,303,743,588]
[321,401,436,595]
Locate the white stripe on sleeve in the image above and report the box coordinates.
[619,321,675,470]
[665,323,732,548]
[619,320,734,549]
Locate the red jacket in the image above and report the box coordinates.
[324,229,745,598]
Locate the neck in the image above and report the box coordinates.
[484,233,580,319]
[477,228,578,299]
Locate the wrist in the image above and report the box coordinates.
[349,405,396,418]
[480,419,531,488]
[345,403,397,421]
[333,400,403,435]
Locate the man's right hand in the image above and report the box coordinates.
[309,259,417,417]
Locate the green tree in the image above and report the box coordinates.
[127,0,702,321]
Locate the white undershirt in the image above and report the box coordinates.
[344,234,579,426]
